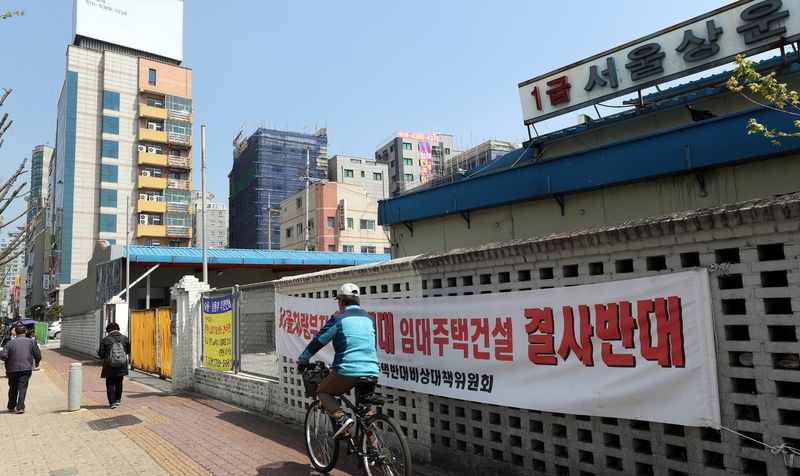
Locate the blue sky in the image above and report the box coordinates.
[0,0,734,232]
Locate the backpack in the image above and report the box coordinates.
[106,335,127,368]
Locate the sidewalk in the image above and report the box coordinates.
[1,343,419,476]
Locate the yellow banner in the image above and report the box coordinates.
[202,295,233,371]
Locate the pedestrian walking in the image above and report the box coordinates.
[0,324,42,413]
[97,322,130,408]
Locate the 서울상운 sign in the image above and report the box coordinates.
[275,270,720,428]
[518,0,800,124]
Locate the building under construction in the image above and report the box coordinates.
[229,127,328,249]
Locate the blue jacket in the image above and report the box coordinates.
[298,305,379,378]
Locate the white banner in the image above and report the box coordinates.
[276,270,720,428]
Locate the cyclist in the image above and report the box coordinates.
[297,283,380,440]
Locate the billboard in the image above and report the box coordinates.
[518,0,800,124]
[73,0,183,62]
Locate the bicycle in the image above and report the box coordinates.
[301,361,412,476]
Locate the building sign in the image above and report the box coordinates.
[202,295,233,372]
[275,270,720,428]
[518,0,800,124]
[419,141,433,183]
[337,199,347,231]
[398,131,440,142]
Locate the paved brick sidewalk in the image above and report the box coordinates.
[0,345,401,475]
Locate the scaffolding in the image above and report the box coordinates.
[230,127,328,249]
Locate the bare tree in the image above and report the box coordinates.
[0,88,44,269]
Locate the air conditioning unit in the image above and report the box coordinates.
[139,215,148,225]
[148,123,158,130]
[148,195,158,201]
[139,194,147,200]
[141,170,150,177]
[147,147,157,154]
[137,145,146,152]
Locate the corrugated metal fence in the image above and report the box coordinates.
[130,307,172,379]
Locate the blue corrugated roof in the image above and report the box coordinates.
[124,246,390,267]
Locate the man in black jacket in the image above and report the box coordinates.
[97,322,130,409]
[0,324,42,414]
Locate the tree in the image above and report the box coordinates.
[726,54,800,145]
[1,11,24,20]
[45,304,62,321]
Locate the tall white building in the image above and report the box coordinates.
[192,191,228,248]
[49,0,192,305]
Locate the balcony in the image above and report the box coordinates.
[139,104,168,120]
[167,155,192,169]
[138,174,167,189]
[167,132,193,146]
[166,226,192,238]
[138,196,167,213]
[167,178,192,190]
[168,109,193,123]
[136,223,167,238]
[138,149,167,166]
[139,128,168,144]
[166,202,190,214]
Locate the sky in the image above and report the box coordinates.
[0,0,736,235]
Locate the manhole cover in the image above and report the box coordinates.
[88,414,142,431]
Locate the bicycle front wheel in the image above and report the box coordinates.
[359,413,412,476]
[304,400,339,473]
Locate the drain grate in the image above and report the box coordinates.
[87,414,142,431]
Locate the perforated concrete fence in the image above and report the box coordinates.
[273,193,800,476]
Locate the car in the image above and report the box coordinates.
[48,320,61,340]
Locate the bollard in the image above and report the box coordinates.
[68,362,82,411]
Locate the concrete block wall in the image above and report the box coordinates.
[269,193,800,476]
[61,311,102,357]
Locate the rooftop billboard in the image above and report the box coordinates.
[72,0,183,62]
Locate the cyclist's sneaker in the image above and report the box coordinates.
[333,415,354,440]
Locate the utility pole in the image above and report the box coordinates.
[304,149,309,251]
[263,192,280,250]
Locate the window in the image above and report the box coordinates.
[218,231,224,237]
[445,148,451,155]
[100,189,117,207]
[218,221,224,226]
[146,97,164,108]
[143,167,162,178]
[170,172,181,180]
[342,245,354,252]
[361,246,376,254]
[390,160,396,168]
[170,149,180,156]
[389,145,394,152]
[344,169,354,177]
[308,218,314,229]
[346,218,353,229]
[218,211,224,217]
[360,219,375,230]
[148,68,156,86]
[296,198,302,209]
[218,241,224,246]
[384,247,392,254]
[328,245,335,251]
[366,161,376,166]
[403,158,413,165]
[103,91,120,111]
[99,214,116,232]
[350,158,362,164]
[327,216,335,228]
[373,172,382,180]
[103,116,120,135]
[148,144,163,154]
[361,171,365,178]
[102,140,119,158]
[286,228,293,238]
[402,143,412,150]
[296,224,303,234]
[101,164,118,183]
[146,121,163,131]
[404,174,414,181]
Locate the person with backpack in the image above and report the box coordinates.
[97,322,130,409]
[0,324,41,413]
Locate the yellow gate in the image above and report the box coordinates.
[130,306,172,379]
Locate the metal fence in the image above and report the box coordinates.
[202,282,279,380]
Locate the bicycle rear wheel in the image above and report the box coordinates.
[304,400,339,472]
[359,413,412,476]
